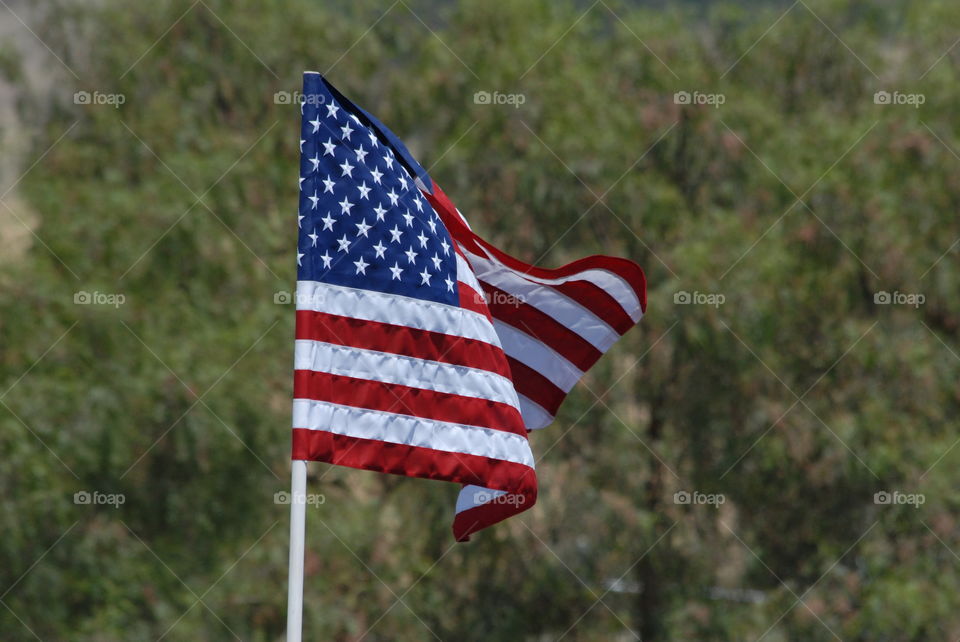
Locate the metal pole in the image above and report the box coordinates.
[286,459,307,642]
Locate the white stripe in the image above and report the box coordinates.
[455,485,508,513]
[467,253,620,351]
[470,247,642,322]
[517,394,553,430]
[295,280,501,347]
[292,399,535,467]
[294,339,521,411]
[456,251,483,293]
[493,321,582,392]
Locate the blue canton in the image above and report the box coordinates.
[297,74,457,306]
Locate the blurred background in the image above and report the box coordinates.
[1,0,958,639]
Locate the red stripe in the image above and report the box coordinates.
[505,357,565,414]
[292,428,536,496]
[295,309,511,378]
[480,282,602,372]
[452,487,537,542]
[293,370,526,436]
[551,280,636,335]
[457,281,491,319]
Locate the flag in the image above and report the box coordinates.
[293,72,646,541]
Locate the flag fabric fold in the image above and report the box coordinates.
[293,72,645,541]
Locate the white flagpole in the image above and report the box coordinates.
[286,459,308,642]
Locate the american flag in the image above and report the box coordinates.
[293,72,646,541]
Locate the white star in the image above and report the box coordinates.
[419,268,432,285]
[389,262,403,280]
[402,210,414,227]
[373,203,387,221]
[297,213,304,228]
[445,277,454,292]
[354,145,367,163]
[368,130,379,147]
[339,158,354,178]
[309,153,320,171]
[398,175,408,191]
[321,175,335,193]
[322,138,336,156]
[308,190,319,209]
[308,229,319,247]
[298,176,305,190]
[383,154,394,169]
[388,225,403,243]
[353,256,369,275]
[338,197,354,215]
[355,219,372,237]
[427,218,437,233]
[337,235,350,252]
[386,188,399,206]
[370,167,383,184]
[440,238,450,255]
[356,181,371,200]
[297,251,304,266]
[340,122,353,140]
[414,196,424,212]
[405,246,418,264]
[430,254,442,270]
[320,251,332,269]
[372,241,387,259]
[417,232,428,248]
[326,103,339,119]
[350,113,361,124]
[309,116,321,133]
[320,212,336,230]
[299,138,305,152]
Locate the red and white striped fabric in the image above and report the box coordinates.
[421,184,646,538]
[293,71,645,541]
